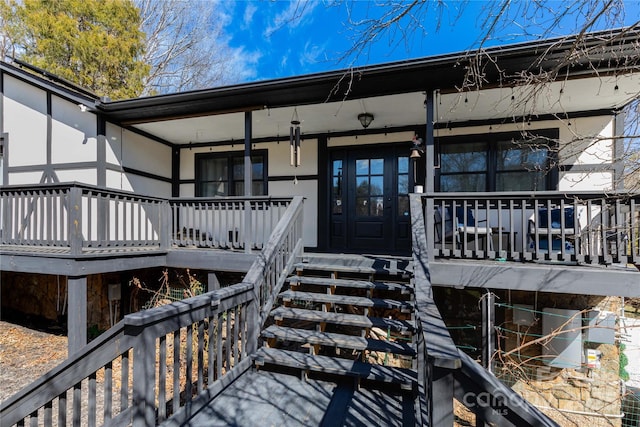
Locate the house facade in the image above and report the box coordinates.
[1,27,639,425]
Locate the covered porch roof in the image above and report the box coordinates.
[90,26,640,146]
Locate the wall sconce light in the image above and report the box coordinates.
[290,107,301,167]
[358,112,374,129]
[410,135,424,158]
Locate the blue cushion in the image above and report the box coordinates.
[447,206,476,227]
[537,207,574,229]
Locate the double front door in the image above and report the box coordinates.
[329,145,413,254]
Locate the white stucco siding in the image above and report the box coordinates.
[3,75,47,168]
[266,139,318,176]
[105,122,123,165]
[102,127,172,197]
[557,116,614,166]
[124,174,171,198]
[559,172,613,191]
[56,169,96,185]
[120,129,171,179]
[51,95,97,164]
[269,180,318,248]
[7,171,46,185]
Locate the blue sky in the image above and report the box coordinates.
[216,1,640,83]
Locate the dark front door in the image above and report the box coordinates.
[329,145,412,254]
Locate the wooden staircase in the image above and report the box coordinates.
[253,255,420,396]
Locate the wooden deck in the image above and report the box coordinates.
[184,369,419,427]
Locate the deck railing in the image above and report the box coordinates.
[0,183,295,255]
[427,191,639,265]
[0,196,304,427]
[169,196,292,251]
[0,183,166,253]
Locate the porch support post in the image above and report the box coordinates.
[430,365,454,426]
[67,276,87,355]
[207,272,220,292]
[244,111,253,254]
[425,90,436,261]
[481,290,495,372]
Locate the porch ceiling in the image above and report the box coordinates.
[131,73,640,145]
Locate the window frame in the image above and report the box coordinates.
[195,150,268,197]
[435,129,559,192]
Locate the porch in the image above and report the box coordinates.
[1,183,637,272]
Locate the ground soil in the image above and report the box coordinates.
[0,320,67,401]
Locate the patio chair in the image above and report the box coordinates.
[434,205,493,251]
[528,206,575,254]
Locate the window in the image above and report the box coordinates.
[437,131,556,192]
[196,152,267,196]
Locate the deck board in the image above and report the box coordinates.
[185,370,414,426]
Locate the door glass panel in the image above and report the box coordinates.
[398,157,408,174]
[356,159,369,174]
[332,160,343,214]
[398,156,409,216]
[398,174,408,194]
[356,197,368,216]
[370,176,383,196]
[371,197,384,216]
[355,157,385,217]
[356,177,369,196]
[370,159,384,175]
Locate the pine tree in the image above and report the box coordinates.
[6,0,149,100]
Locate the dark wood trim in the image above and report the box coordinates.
[121,166,172,184]
[97,117,106,188]
[559,163,616,172]
[0,70,4,135]
[244,111,252,196]
[120,124,176,148]
[10,162,97,172]
[269,175,318,182]
[172,147,180,197]
[614,110,625,191]
[317,135,328,251]
[44,91,55,183]
[1,133,8,185]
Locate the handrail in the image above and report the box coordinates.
[0,195,305,427]
[409,194,461,369]
[410,193,557,426]
[242,195,304,326]
[409,193,461,426]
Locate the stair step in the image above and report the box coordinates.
[262,325,416,357]
[295,262,407,277]
[253,347,417,389]
[287,275,413,295]
[270,306,416,333]
[279,290,413,313]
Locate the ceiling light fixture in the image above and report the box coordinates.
[358,112,374,129]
